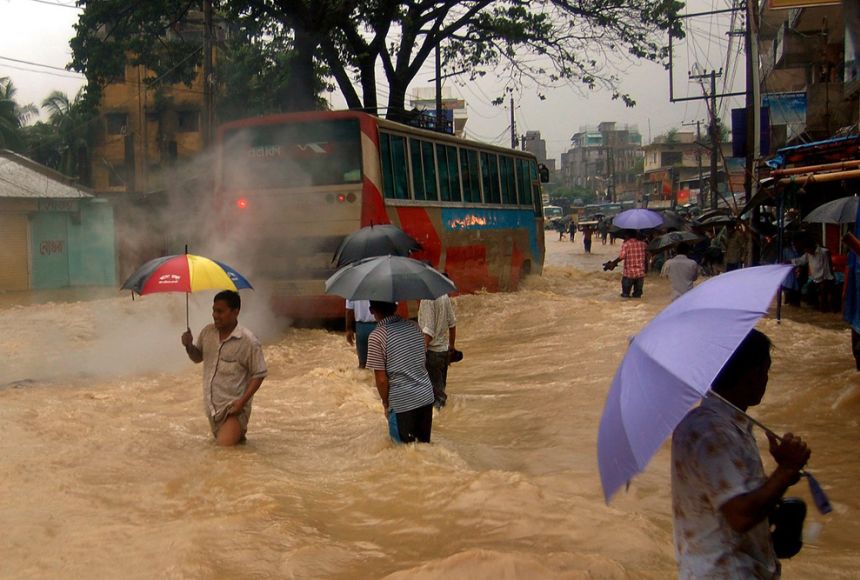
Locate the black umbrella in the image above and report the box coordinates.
[332,224,420,267]
[803,195,859,224]
[695,214,736,227]
[648,231,702,253]
[325,255,456,302]
[659,211,684,231]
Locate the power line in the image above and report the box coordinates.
[0,62,84,80]
[25,0,82,8]
[0,55,83,74]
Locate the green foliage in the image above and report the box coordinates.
[69,0,684,129]
[0,77,37,151]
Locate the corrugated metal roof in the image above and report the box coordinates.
[0,150,92,199]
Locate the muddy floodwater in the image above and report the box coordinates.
[2,232,858,578]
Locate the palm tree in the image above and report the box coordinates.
[0,76,37,150]
[41,88,92,180]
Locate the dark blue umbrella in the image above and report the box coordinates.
[332,224,420,267]
[325,255,455,302]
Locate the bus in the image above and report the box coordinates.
[215,110,547,319]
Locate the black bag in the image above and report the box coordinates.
[770,497,806,559]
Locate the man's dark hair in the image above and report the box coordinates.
[369,300,397,317]
[676,242,690,255]
[214,290,241,310]
[711,329,772,394]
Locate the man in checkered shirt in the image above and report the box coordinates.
[605,232,649,298]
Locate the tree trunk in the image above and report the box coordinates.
[385,78,408,123]
[286,28,321,111]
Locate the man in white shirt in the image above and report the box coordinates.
[345,299,376,368]
[418,292,457,409]
[791,233,834,312]
[660,243,701,300]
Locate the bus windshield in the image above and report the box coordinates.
[543,205,563,219]
[221,119,363,189]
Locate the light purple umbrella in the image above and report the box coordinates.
[597,265,792,503]
[612,208,664,230]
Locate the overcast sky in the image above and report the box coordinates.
[1,0,745,160]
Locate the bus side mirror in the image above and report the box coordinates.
[538,164,550,183]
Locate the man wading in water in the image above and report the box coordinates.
[181,290,268,446]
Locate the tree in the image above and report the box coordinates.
[40,89,95,182]
[70,1,684,122]
[0,77,37,151]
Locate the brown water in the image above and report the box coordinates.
[1,233,858,579]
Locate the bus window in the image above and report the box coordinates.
[221,119,362,189]
[437,144,461,202]
[516,158,533,206]
[480,152,501,204]
[529,161,542,215]
[460,148,481,203]
[381,132,409,199]
[500,155,516,205]
[410,138,438,201]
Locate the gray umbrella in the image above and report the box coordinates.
[803,195,859,224]
[325,255,456,302]
[648,230,702,252]
[332,224,420,267]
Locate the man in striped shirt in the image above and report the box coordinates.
[366,301,435,443]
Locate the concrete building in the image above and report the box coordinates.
[559,122,642,201]
[758,0,859,149]
[0,150,116,291]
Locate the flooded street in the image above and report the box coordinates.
[1,232,858,578]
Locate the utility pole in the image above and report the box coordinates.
[691,69,723,210]
[709,70,719,210]
[683,120,705,208]
[510,96,516,149]
[202,0,214,147]
[435,44,443,132]
[745,0,762,264]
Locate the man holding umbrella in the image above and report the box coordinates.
[181,290,268,446]
[672,329,811,578]
[604,231,649,298]
[366,301,436,443]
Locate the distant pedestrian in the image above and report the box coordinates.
[568,220,577,243]
[723,223,748,272]
[418,291,457,409]
[599,219,609,245]
[366,301,435,443]
[345,299,376,368]
[605,232,649,298]
[791,232,834,312]
[661,243,701,300]
[582,225,593,254]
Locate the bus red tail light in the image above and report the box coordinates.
[236,198,249,209]
[347,193,357,203]
[337,194,346,203]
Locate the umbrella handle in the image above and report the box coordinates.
[708,391,831,514]
[186,292,189,330]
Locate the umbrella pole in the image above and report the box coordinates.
[186,292,190,331]
[776,193,785,323]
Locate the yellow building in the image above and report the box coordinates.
[90,61,207,195]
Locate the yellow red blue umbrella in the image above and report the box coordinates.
[121,251,252,327]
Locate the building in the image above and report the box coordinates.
[758,0,859,149]
[559,122,642,201]
[0,150,116,291]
